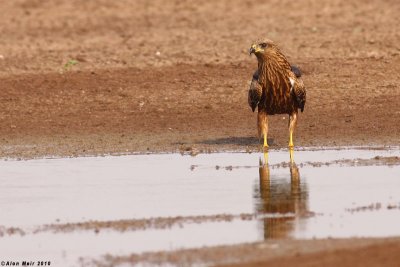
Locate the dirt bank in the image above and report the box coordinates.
[98,238,400,267]
[1,58,399,158]
[1,0,400,158]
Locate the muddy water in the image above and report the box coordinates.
[0,147,399,266]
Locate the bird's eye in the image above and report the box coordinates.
[260,43,267,48]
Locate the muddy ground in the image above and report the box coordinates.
[1,0,400,266]
[100,238,400,267]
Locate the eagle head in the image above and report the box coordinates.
[249,39,275,57]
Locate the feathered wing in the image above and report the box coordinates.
[290,75,306,112]
[290,65,302,78]
[248,70,262,112]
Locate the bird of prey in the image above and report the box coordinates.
[248,39,306,149]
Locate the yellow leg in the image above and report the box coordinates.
[263,133,268,148]
[289,131,294,148]
[288,112,297,148]
[258,111,269,151]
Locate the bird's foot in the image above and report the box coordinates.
[288,133,294,149]
[262,144,269,153]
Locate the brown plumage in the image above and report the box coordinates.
[248,39,306,149]
[248,65,302,112]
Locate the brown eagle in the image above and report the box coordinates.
[248,39,306,149]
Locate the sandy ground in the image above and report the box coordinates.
[1,0,400,266]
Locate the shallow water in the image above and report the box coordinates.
[0,148,399,266]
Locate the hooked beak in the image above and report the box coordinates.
[249,46,256,55]
[249,44,259,55]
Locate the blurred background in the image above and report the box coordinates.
[0,0,398,75]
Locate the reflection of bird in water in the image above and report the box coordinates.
[255,155,308,239]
